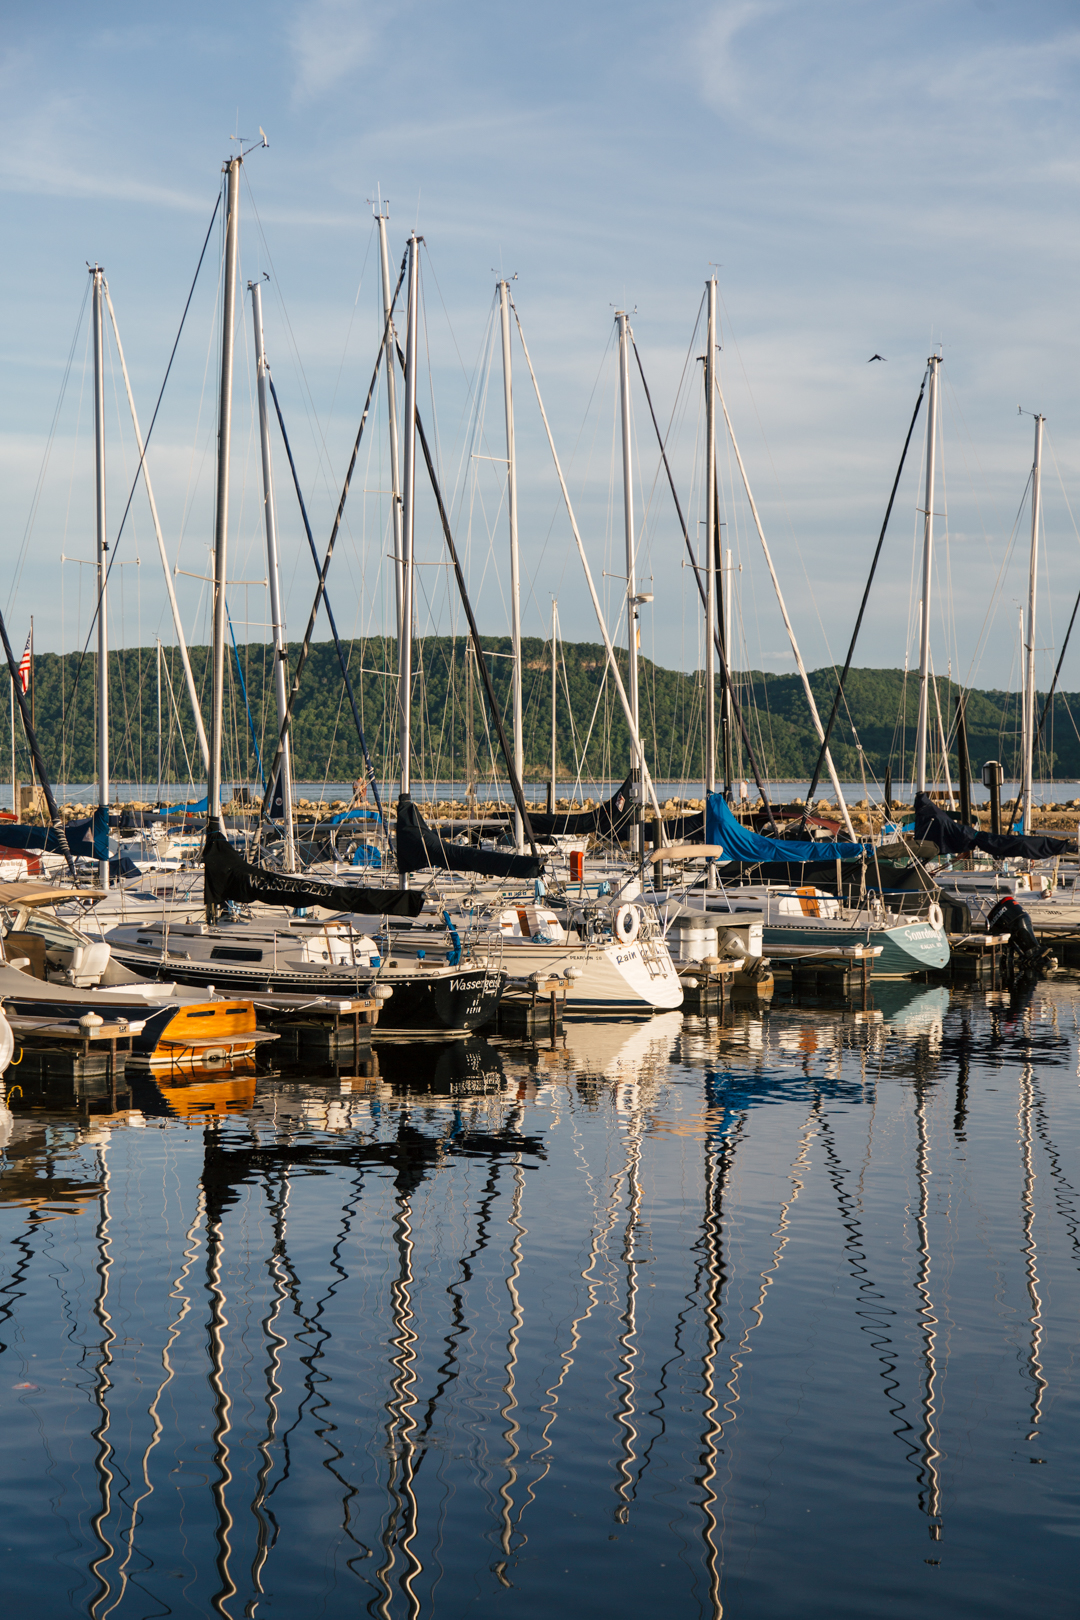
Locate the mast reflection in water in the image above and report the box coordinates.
[1,989,1078,1620]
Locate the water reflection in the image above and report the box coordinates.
[0,994,1077,1617]
[912,1070,944,1541]
[1018,1065,1047,1444]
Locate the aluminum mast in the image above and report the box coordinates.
[550,598,558,814]
[724,546,734,788]
[376,205,405,646]
[705,280,717,800]
[1022,414,1044,835]
[398,235,420,802]
[91,265,109,890]
[499,280,525,851]
[915,355,941,796]
[207,155,241,848]
[617,311,643,862]
[250,278,296,870]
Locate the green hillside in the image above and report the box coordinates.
[8,638,1074,789]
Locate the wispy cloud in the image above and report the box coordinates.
[692,0,1080,162]
[289,0,386,103]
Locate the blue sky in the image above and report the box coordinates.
[3,0,1080,695]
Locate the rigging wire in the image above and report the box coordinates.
[803,370,928,809]
[6,277,92,614]
[58,189,223,732]
[629,329,776,821]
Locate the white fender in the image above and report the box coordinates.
[927,902,944,931]
[613,903,640,944]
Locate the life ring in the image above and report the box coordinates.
[927,902,944,931]
[614,903,640,944]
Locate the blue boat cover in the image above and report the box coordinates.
[0,813,106,860]
[705,793,871,864]
[330,806,381,825]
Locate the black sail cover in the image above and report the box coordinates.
[913,791,1072,860]
[396,796,544,879]
[203,826,424,917]
[524,775,705,844]
[526,775,635,839]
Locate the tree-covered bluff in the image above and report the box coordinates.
[13,639,1070,787]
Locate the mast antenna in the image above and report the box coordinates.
[229,130,269,158]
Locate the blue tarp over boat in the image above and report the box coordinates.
[705,793,871,864]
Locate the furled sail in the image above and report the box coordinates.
[913,791,1071,860]
[525,776,636,840]
[395,797,543,879]
[202,827,423,916]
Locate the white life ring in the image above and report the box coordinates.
[614,903,640,944]
[927,902,944,931]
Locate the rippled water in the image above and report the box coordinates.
[1,983,1078,1618]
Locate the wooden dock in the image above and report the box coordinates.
[766,942,883,1000]
[6,1014,137,1099]
[948,932,1009,979]
[250,993,381,1064]
[496,976,566,1040]
[677,955,740,1012]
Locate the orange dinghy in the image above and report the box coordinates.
[141,999,267,1074]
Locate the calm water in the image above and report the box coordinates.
[1,984,1078,1618]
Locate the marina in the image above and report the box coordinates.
[4,5,1080,1607]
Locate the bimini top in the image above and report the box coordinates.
[0,882,104,909]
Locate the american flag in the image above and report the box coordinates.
[17,630,31,694]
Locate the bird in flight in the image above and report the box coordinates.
[868,353,887,362]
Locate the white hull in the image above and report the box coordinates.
[499,935,682,1011]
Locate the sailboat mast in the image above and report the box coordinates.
[207,156,241,845]
[550,598,557,815]
[724,547,734,787]
[915,354,941,796]
[705,280,717,798]
[1022,414,1044,834]
[92,265,110,891]
[715,378,858,840]
[250,279,296,871]
[499,281,525,851]
[377,207,405,647]
[617,311,642,860]
[398,235,420,802]
[156,640,162,804]
[465,641,476,824]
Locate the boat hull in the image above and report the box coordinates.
[676,890,951,977]
[373,966,503,1032]
[0,985,259,1067]
[760,919,950,977]
[104,945,502,1033]
[496,937,683,1011]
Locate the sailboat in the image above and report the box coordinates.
[916,411,1073,935]
[300,252,684,1015]
[645,316,949,977]
[100,168,503,1031]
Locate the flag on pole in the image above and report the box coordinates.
[17,630,31,694]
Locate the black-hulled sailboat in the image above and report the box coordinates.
[105,171,502,1032]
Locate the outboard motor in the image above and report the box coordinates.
[984,895,1055,975]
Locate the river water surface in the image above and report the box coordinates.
[1,983,1077,1617]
